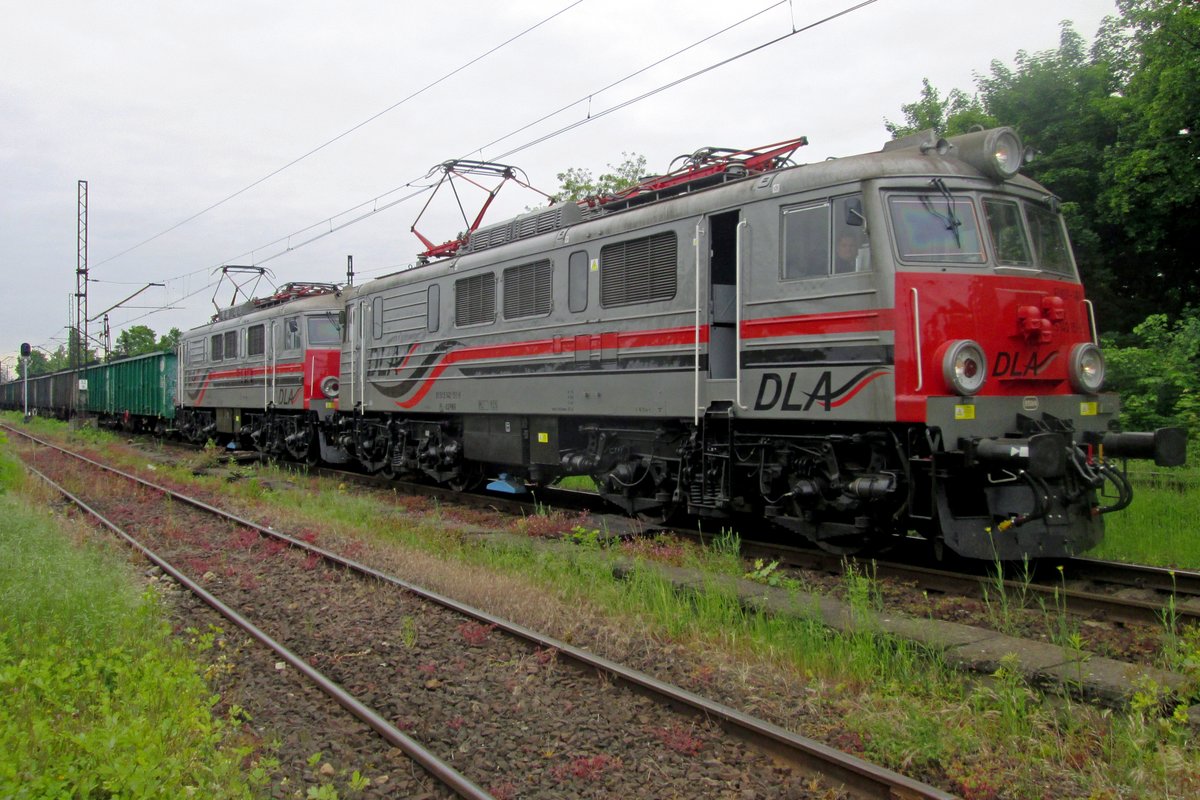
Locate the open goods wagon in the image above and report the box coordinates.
[82,350,177,429]
[2,368,79,418]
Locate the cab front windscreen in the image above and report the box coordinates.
[888,190,1076,276]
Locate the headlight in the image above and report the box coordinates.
[989,130,1023,179]
[945,127,1025,182]
[1068,343,1105,394]
[942,340,987,396]
[319,375,340,398]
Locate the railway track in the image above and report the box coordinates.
[7,424,954,799]
[149,431,1200,631]
[91,428,1200,648]
[725,539,1200,629]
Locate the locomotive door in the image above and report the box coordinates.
[355,300,367,410]
[707,210,741,380]
[344,301,359,411]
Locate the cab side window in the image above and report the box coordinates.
[782,194,869,280]
[833,195,869,274]
[781,203,829,279]
[283,316,301,351]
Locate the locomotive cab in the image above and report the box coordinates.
[700,126,1184,559]
[869,128,1182,558]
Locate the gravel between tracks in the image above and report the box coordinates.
[22,445,850,799]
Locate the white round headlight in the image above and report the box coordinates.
[1068,343,1105,394]
[991,130,1023,179]
[319,375,340,398]
[942,340,987,396]
[943,127,1026,182]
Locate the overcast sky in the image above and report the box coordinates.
[0,0,1118,368]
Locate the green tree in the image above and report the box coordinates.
[1097,1,1200,324]
[1103,308,1200,435]
[14,350,49,378]
[112,325,159,359]
[888,5,1199,333]
[553,152,647,202]
[883,78,995,138]
[156,327,182,352]
[43,345,69,372]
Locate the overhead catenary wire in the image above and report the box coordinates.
[107,0,879,332]
[90,0,588,271]
[492,0,879,161]
[112,279,221,329]
[206,0,878,273]
[148,1,790,284]
[470,1,789,158]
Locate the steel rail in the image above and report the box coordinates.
[1065,556,1200,597]
[21,461,493,800]
[8,424,954,800]
[725,537,1200,628]
[216,434,1200,626]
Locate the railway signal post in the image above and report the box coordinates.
[20,342,30,420]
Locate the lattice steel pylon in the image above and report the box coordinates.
[75,179,88,372]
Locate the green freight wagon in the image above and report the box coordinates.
[82,350,177,432]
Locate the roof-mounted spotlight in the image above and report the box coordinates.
[919,136,951,156]
[945,127,1026,182]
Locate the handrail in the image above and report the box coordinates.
[359,302,367,409]
[735,219,749,410]
[693,221,703,426]
[1084,299,1098,345]
[268,320,275,409]
[910,287,923,392]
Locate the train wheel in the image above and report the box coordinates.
[815,536,868,556]
[447,465,484,492]
[303,441,321,469]
[375,445,398,479]
[285,425,318,465]
[357,446,391,475]
[635,498,683,527]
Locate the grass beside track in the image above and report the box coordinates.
[5,414,1200,799]
[0,429,261,799]
[168,436,1200,795]
[1094,463,1200,568]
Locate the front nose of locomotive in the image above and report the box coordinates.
[891,124,1190,558]
[919,278,1184,473]
[934,330,1186,474]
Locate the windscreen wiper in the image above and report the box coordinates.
[924,177,962,248]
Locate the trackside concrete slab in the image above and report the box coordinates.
[621,560,1191,708]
